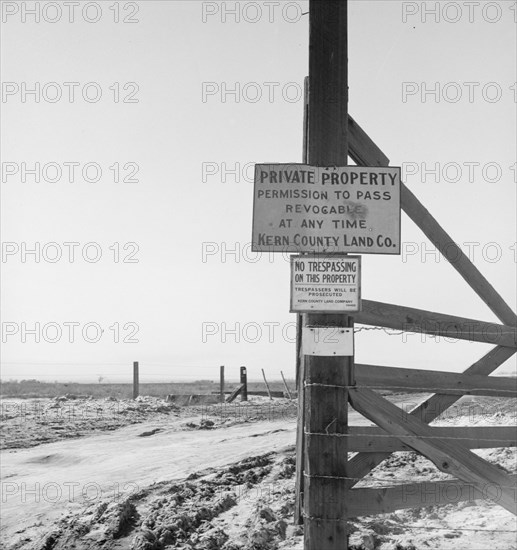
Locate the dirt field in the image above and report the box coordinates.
[1,394,515,550]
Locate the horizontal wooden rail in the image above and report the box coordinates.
[349,387,517,515]
[355,300,517,348]
[355,364,517,397]
[347,474,517,516]
[348,426,517,453]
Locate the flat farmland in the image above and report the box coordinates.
[1,389,515,550]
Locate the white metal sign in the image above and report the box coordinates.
[290,255,361,313]
[252,164,401,254]
[302,327,354,356]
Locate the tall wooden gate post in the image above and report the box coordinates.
[303,2,352,549]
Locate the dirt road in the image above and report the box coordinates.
[1,413,299,546]
[2,397,515,550]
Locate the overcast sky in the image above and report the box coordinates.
[1,0,516,383]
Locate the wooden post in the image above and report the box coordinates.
[220,365,225,402]
[226,384,243,403]
[295,74,310,525]
[296,76,309,389]
[133,361,139,399]
[240,366,248,401]
[261,368,273,400]
[304,2,352,549]
[280,371,293,400]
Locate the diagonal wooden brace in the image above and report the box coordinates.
[348,114,517,328]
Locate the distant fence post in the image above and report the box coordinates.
[262,368,273,400]
[133,361,139,399]
[220,365,225,402]
[240,366,248,401]
[281,370,293,400]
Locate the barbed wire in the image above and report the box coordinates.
[304,382,517,395]
[402,525,517,533]
[303,513,517,533]
[353,326,406,335]
[304,430,517,445]
[302,472,517,488]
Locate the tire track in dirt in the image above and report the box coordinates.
[1,416,298,548]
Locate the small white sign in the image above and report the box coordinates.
[290,255,361,313]
[302,327,354,356]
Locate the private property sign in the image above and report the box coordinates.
[290,255,361,313]
[252,164,401,254]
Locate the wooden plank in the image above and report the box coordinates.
[410,346,517,424]
[348,115,517,328]
[355,300,516,348]
[346,346,516,485]
[348,426,517,453]
[348,115,390,167]
[225,384,243,404]
[347,474,517,516]
[348,387,517,515]
[401,184,517,328]
[355,364,517,397]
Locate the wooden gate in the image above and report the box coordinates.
[296,116,517,531]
